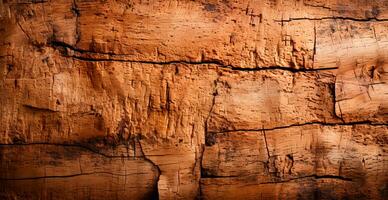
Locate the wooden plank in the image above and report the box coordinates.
[207,70,340,132]
[0,144,159,200]
[202,124,388,199]
[6,1,388,69]
[201,178,364,200]
[334,58,388,123]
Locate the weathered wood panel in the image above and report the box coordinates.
[201,178,365,200]
[202,124,388,199]
[3,0,388,69]
[207,70,340,132]
[0,144,159,200]
[1,0,388,199]
[335,59,388,123]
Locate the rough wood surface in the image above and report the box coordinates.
[0,0,387,199]
[202,125,387,199]
[0,144,159,200]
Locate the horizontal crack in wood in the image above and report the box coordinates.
[276,16,388,23]
[201,174,353,183]
[208,121,388,134]
[1,171,151,181]
[50,41,337,73]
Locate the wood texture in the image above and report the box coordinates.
[0,0,387,199]
[0,144,159,200]
[202,125,387,199]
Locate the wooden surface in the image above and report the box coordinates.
[0,144,159,200]
[0,0,387,199]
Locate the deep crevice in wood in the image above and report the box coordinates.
[207,121,387,134]
[49,40,339,73]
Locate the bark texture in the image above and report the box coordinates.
[0,0,387,199]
